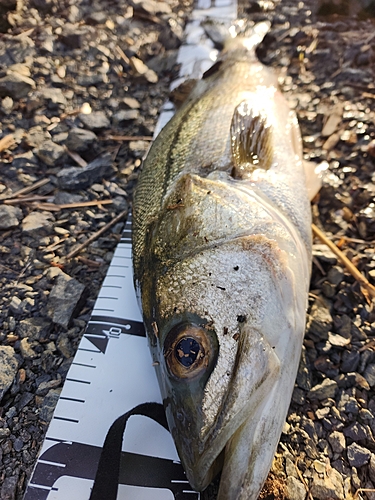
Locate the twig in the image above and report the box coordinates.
[77,256,102,268]
[116,45,131,65]
[43,235,69,253]
[354,488,375,499]
[59,108,83,120]
[0,134,15,152]
[312,223,375,300]
[3,178,50,200]
[294,458,314,500]
[358,340,375,353]
[102,135,153,141]
[4,196,51,204]
[331,235,369,245]
[65,147,88,168]
[35,199,113,211]
[312,255,326,275]
[64,209,128,260]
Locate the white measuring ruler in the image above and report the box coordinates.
[24,1,237,499]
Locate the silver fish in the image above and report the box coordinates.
[133,21,312,500]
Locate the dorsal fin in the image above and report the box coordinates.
[230,101,273,179]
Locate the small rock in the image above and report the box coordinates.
[343,422,368,441]
[327,266,345,285]
[47,272,86,328]
[9,296,34,315]
[312,244,337,265]
[34,139,66,166]
[57,331,75,358]
[0,205,23,229]
[328,332,350,347]
[308,378,338,400]
[131,0,172,15]
[54,194,83,209]
[130,57,158,83]
[328,431,346,453]
[22,211,54,237]
[369,454,375,483]
[292,386,306,405]
[24,126,51,148]
[39,389,61,423]
[286,476,306,500]
[17,317,51,340]
[65,127,98,152]
[0,346,18,403]
[306,305,332,342]
[123,97,140,109]
[129,140,150,157]
[310,467,344,499]
[36,379,61,396]
[347,442,372,467]
[341,396,360,415]
[79,111,110,130]
[9,296,22,315]
[19,338,38,359]
[359,408,374,421]
[85,11,107,25]
[1,96,13,114]
[0,72,35,98]
[331,458,351,476]
[1,475,18,500]
[113,109,139,124]
[296,346,312,390]
[60,25,94,48]
[40,87,67,107]
[57,152,116,190]
[341,351,360,373]
[364,363,375,387]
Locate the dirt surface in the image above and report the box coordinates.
[0,0,375,499]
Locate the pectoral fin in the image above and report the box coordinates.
[230,101,273,179]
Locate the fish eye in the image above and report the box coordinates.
[164,323,211,379]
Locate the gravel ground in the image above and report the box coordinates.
[0,0,375,499]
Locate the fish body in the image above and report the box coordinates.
[133,22,312,500]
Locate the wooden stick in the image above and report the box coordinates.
[35,199,113,211]
[65,147,88,168]
[354,488,375,499]
[312,223,375,299]
[4,178,50,199]
[102,135,153,141]
[4,195,51,204]
[64,209,128,260]
[116,45,131,65]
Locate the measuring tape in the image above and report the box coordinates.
[24,1,237,498]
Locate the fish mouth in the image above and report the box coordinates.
[175,373,278,493]
[165,324,283,493]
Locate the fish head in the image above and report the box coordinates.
[138,173,310,497]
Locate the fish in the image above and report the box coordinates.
[132,20,312,500]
